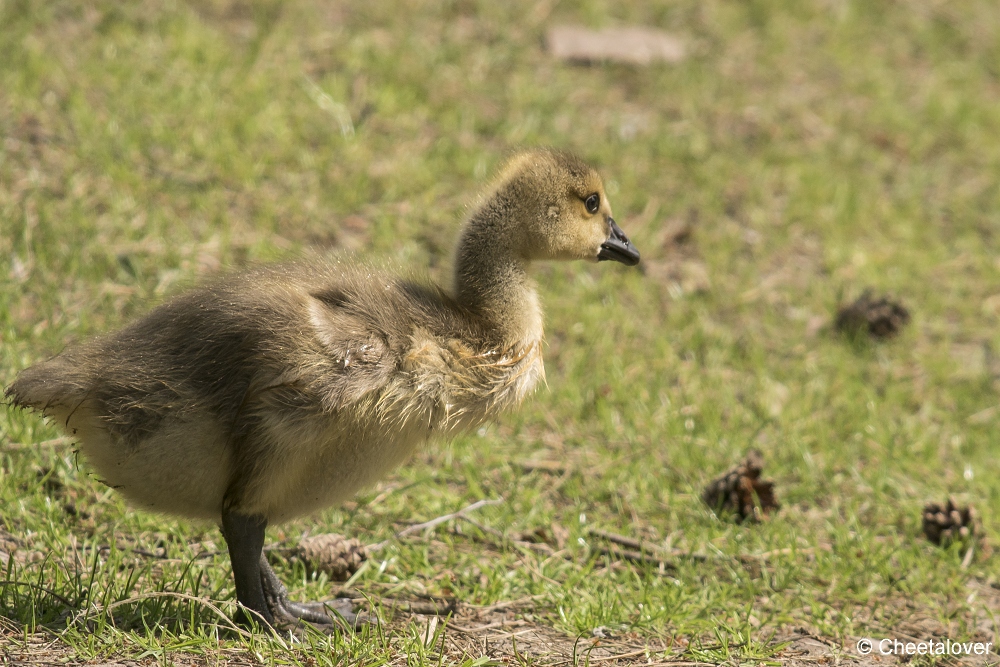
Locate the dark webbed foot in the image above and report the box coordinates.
[258,554,370,632]
[222,510,371,634]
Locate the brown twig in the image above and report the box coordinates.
[588,528,831,566]
[457,516,508,541]
[329,587,457,616]
[1,437,74,453]
[381,597,457,615]
[585,648,658,663]
[486,627,535,641]
[368,497,504,551]
[591,545,680,569]
[448,619,528,635]
[588,528,648,551]
[449,519,557,556]
[467,593,548,613]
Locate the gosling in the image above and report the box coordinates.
[6,149,640,632]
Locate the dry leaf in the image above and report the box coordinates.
[546,25,685,65]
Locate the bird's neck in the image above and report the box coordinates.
[452,206,543,348]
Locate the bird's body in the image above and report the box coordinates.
[7,149,639,631]
[20,262,544,523]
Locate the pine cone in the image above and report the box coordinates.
[922,497,978,545]
[702,450,780,523]
[835,290,910,339]
[296,534,368,581]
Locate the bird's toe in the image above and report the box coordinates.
[269,596,373,634]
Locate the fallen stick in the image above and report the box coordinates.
[1,437,74,452]
[448,619,527,635]
[467,593,548,613]
[585,648,656,663]
[588,528,651,552]
[329,587,457,616]
[592,544,681,569]
[588,528,831,565]
[368,497,504,551]
[378,597,457,615]
[450,519,557,556]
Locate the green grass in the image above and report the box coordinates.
[3,0,1000,664]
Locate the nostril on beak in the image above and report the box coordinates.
[598,218,640,266]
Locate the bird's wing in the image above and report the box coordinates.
[300,287,397,413]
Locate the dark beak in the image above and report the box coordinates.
[598,218,640,266]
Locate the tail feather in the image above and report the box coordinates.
[6,356,89,415]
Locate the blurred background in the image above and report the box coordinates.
[2,0,1000,661]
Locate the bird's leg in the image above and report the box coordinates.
[220,510,273,628]
[221,509,367,633]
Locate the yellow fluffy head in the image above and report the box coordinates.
[488,149,618,262]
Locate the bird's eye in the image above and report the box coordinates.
[585,193,600,214]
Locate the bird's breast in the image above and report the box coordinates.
[379,333,545,434]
